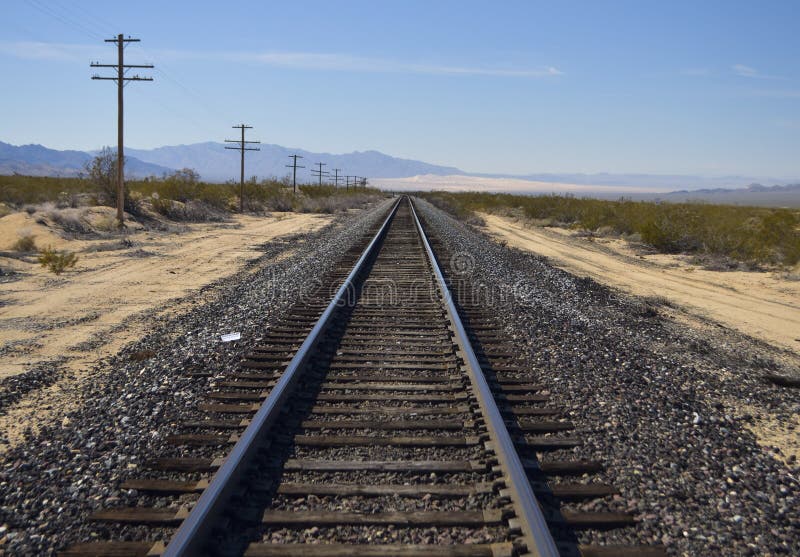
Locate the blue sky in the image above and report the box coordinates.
[2,0,799,177]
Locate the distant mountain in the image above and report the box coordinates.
[668,183,800,195]
[475,172,796,191]
[123,142,463,182]
[2,140,798,200]
[656,182,800,207]
[0,141,172,178]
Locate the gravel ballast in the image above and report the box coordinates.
[0,200,393,555]
[1,197,798,556]
[414,197,799,556]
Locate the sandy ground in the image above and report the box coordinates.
[0,209,331,379]
[480,212,800,463]
[0,208,331,451]
[480,213,800,353]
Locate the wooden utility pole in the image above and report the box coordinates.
[224,124,260,212]
[286,154,304,194]
[345,175,355,191]
[331,168,342,188]
[310,162,328,186]
[91,34,153,227]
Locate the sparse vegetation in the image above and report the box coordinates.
[0,172,387,221]
[47,208,93,234]
[37,246,79,275]
[12,235,37,252]
[422,191,800,267]
[0,175,90,206]
[84,147,142,214]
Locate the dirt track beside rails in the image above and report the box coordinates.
[480,213,800,355]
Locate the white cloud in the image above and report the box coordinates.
[0,40,562,78]
[732,63,759,78]
[201,50,562,77]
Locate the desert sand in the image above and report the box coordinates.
[0,209,332,379]
[481,213,800,462]
[481,213,800,353]
[0,208,332,451]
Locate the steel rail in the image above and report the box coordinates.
[162,197,401,557]
[409,198,561,557]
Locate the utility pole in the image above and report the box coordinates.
[345,175,355,191]
[225,124,260,212]
[91,34,153,227]
[311,162,328,186]
[285,155,304,195]
[331,168,342,188]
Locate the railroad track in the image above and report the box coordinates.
[61,197,665,557]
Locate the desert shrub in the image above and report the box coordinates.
[13,235,37,252]
[160,168,200,202]
[150,196,173,216]
[295,197,334,213]
[298,184,382,198]
[134,173,231,211]
[56,190,81,209]
[0,175,91,206]
[48,209,93,234]
[267,194,294,212]
[85,147,125,204]
[421,192,800,266]
[150,197,226,221]
[38,246,78,275]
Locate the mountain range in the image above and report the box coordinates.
[0,141,172,178]
[122,142,461,182]
[1,140,798,201]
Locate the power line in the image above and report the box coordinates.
[225,124,260,212]
[90,34,153,227]
[310,162,329,187]
[51,0,117,37]
[135,42,235,128]
[331,168,342,188]
[26,0,106,41]
[20,0,229,149]
[286,155,305,195]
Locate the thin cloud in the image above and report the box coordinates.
[733,63,758,77]
[206,50,562,77]
[732,63,782,80]
[0,41,562,78]
[0,40,105,61]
